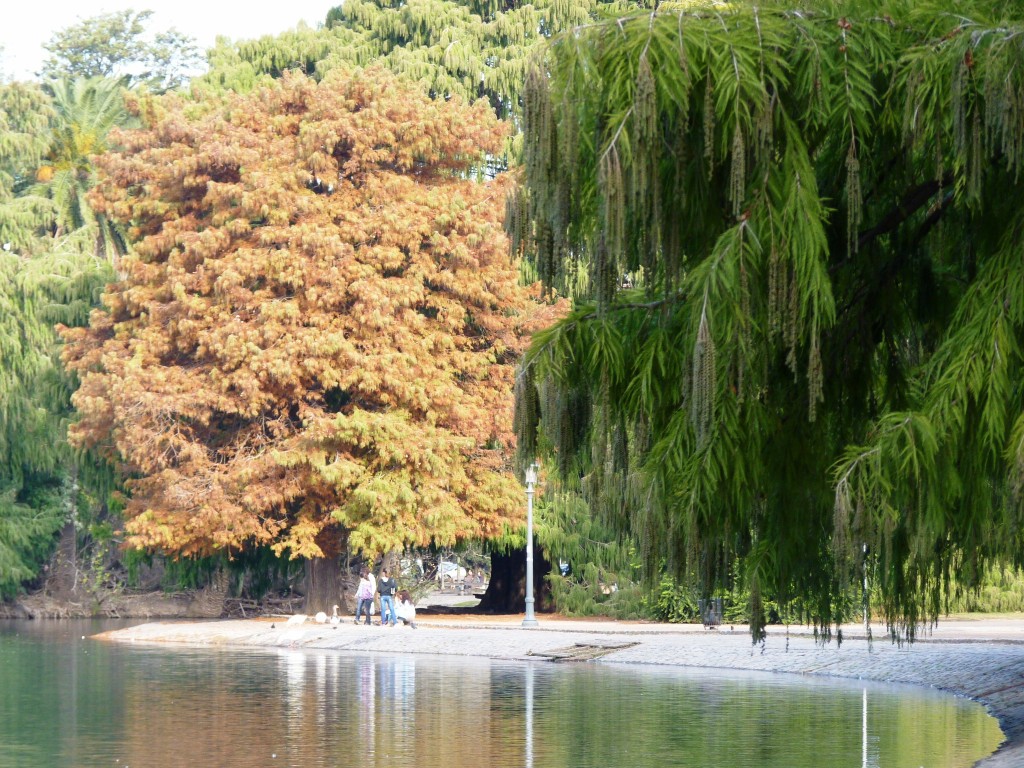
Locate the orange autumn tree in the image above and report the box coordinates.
[62,69,554,610]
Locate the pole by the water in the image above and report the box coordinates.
[523,463,538,627]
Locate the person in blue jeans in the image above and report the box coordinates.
[354,567,374,625]
[377,568,397,626]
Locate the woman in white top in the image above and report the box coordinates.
[395,589,417,628]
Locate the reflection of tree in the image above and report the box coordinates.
[113,653,501,766]
[98,650,1001,767]
[527,668,1001,768]
[119,654,282,766]
[401,658,493,765]
[0,631,131,764]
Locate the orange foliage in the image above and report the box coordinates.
[62,69,562,560]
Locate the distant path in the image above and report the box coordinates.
[100,615,1024,767]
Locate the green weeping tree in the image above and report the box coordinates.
[0,83,54,249]
[513,0,1024,640]
[0,231,112,597]
[0,81,114,597]
[199,0,629,118]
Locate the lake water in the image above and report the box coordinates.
[0,619,1003,768]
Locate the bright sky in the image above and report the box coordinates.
[1,1,340,81]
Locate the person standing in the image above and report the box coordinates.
[354,568,374,625]
[377,568,397,626]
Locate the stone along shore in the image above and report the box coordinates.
[100,616,1024,767]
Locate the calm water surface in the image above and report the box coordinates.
[0,620,1003,768]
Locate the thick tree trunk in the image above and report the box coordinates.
[189,568,229,618]
[303,526,348,614]
[304,556,344,615]
[380,550,400,576]
[476,548,554,613]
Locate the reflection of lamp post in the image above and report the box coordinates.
[522,462,539,627]
[862,687,868,768]
[525,663,535,768]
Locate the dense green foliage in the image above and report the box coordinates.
[30,77,131,261]
[0,75,121,597]
[0,232,112,596]
[0,83,54,249]
[944,567,1024,614]
[514,0,1024,639]
[39,10,202,92]
[6,0,1024,625]
[199,0,630,119]
[2,13,192,596]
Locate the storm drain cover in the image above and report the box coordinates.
[528,641,639,662]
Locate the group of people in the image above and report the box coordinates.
[354,567,417,628]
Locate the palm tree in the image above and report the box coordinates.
[30,76,131,263]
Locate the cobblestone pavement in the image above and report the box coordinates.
[101,616,1024,767]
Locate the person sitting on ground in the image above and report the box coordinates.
[395,590,417,629]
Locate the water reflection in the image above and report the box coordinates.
[525,663,535,768]
[863,688,869,768]
[0,621,1004,768]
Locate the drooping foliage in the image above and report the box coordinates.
[0,82,55,250]
[199,0,629,119]
[62,69,560,565]
[0,79,116,597]
[0,232,112,596]
[514,0,1024,639]
[3,62,186,600]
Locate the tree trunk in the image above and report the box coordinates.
[189,568,229,618]
[476,548,553,613]
[47,522,80,600]
[303,526,347,614]
[380,550,400,576]
[304,555,344,615]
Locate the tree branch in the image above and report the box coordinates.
[856,174,953,251]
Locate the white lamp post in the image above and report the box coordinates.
[522,462,539,627]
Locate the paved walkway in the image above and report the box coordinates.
[100,615,1024,767]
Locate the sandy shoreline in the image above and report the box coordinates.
[100,615,1024,767]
